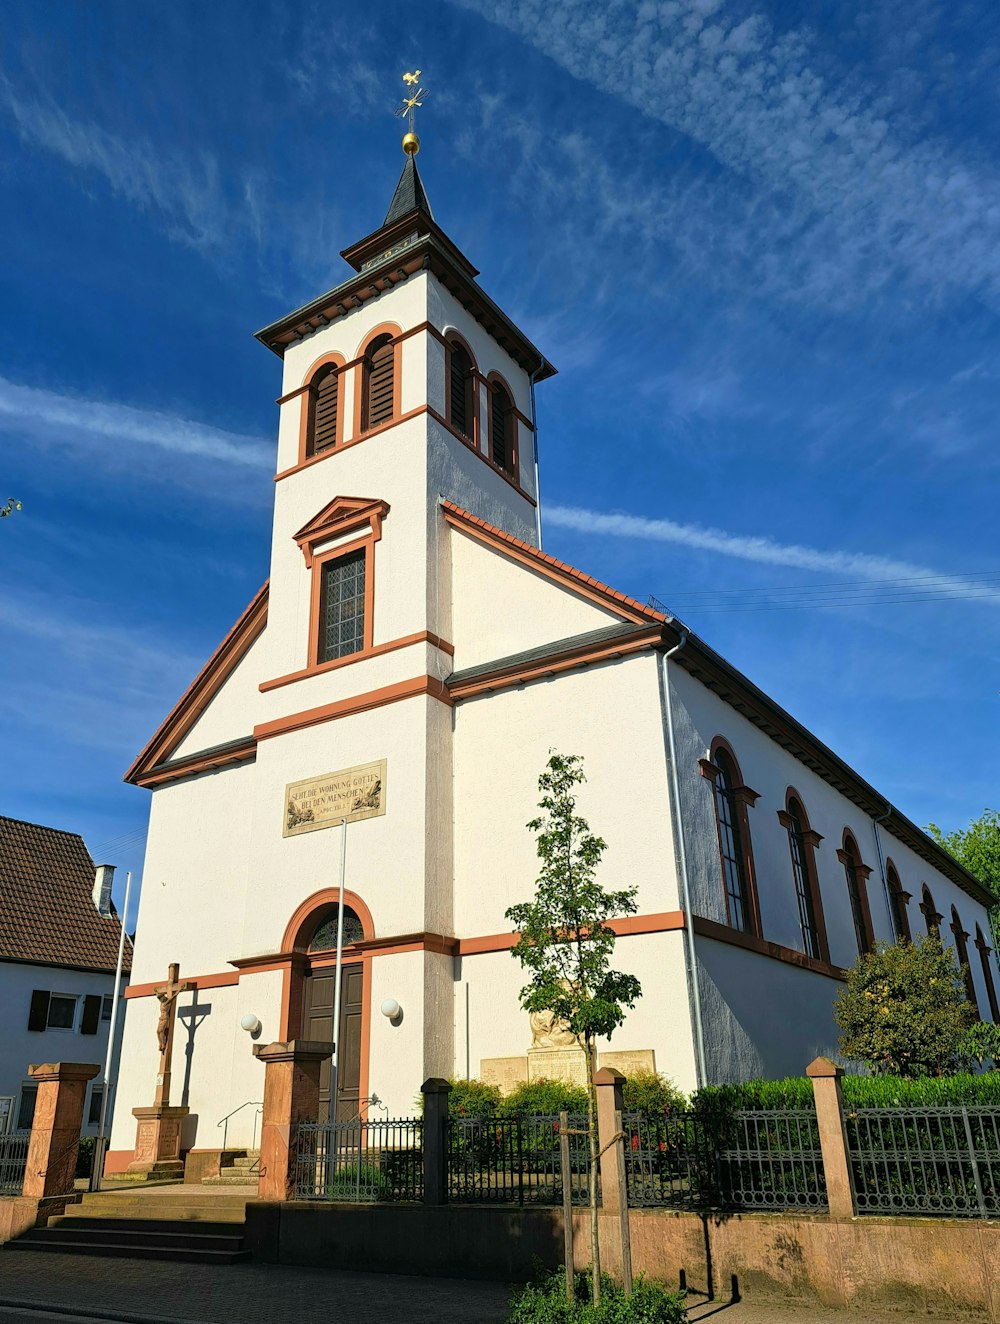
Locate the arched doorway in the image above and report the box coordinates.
[282,891,374,1123]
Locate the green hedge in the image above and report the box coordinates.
[692,1070,1000,1113]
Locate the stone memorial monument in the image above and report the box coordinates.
[481,1005,657,1095]
[125,961,195,1180]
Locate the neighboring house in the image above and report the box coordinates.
[0,816,130,1135]
[107,145,998,1170]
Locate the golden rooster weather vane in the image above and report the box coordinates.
[397,69,427,156]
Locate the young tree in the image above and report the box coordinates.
[927,810,1000,944]
[506,751,641,1303]
[834,933,975,1076]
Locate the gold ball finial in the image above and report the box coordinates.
[402,131,420,156]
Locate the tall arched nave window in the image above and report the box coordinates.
[701,741,760,937]
[886,862,911,942]
[950,906,979,1013]
[780,794,828,962]
[840,832,874,956]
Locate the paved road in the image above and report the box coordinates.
[0,1255,980,1323]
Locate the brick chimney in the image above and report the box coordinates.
[92,863,115,916]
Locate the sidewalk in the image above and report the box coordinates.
[0,1254,979,1324]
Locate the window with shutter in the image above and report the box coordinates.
[449,342,473,440]
[28,990,50,1032]
[490,383,514,475]
[363,335,395,431]
[80,994,102,1036]
[307,365,340,456]
[318,549,367,663]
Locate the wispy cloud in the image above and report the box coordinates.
[0,375,272,493]
[545,502,993,603]
[1,80,231,253]
[456,0,1000,311]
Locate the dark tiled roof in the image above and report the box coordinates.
[0,816,131,973]
[384,154,433,226]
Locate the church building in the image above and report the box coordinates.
[107,135,998,1171]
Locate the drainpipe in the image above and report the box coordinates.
[658,627,708,1089]
[872,802,895,936]
[529,366,543,549]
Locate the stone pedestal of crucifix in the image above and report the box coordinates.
[125,962,195,1181]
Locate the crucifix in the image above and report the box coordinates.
[152,962,195,1107]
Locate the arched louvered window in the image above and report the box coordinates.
[783,796,827,961]
[306,364,340,457]
[976,926,1000,1022]
[362,333,395,432]
[920,884,942,936]
[448,341,474,441]
[886,863,911,942]
[841,833,874,955]
[490,381,515,476]
[950,907,978,1011]
[707,746,758,935]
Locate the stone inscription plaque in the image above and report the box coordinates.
[284,760,387,837]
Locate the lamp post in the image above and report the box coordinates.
[90,869,133,1192]
[328,818,348,1118]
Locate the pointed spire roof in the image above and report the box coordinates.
[384,153,433,226]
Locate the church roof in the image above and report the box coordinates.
[384,154,433,226]
[0,816,131,974]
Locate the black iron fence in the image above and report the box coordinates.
[847,1106,1000,1219]
[623,1108,827,1213]
[291,1117,423,1202]
[0,1130,30,1196]
[447,1113,591,1206]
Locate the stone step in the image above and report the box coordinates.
[4,1216,250,1264]
[60,1191,252,1223]
[202,1173,259,1186]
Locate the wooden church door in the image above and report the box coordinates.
[301,964,363,1121]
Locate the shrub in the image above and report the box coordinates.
[834,934,975,1077]
[449,1078,503,1119]
[959,1020,1000,1068]
[691,1077,814,1117]
[507,1269,686,1323]
[502,1079,590,1117]
[621,1071,686,1116]
[326,1161,390,1202]
[692,1070,1000,1113]
[75,1135,95,1179]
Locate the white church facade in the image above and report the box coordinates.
[107,147,998,1170]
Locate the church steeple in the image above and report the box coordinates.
[384,153,433,226]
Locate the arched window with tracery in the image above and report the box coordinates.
[362,333,395,432]
[839,832,874,956]
[309,906,365,952]
[306,363,341,457]
[489,380,516,477]
[950,906,979,1012]
[886,862,911,942]
[700,741,761,936]
[920,884,942,936]
[448,340,475,441]
[778,794,828,962]
[976,925,1000,1022]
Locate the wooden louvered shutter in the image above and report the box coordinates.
[310,367,339,455]
[80,994,102,1035]
[28,989,50,1032]
[449,343,472,438]
[491,385,511,473]
[364,336,395,431]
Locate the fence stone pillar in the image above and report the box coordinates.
[21,1062,100,1199]
[253,1040,334,1202]
[806,1056,855,1219]
[594,1067,625,1216]
[421,1077,451,1206]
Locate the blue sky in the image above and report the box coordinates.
[2,0,998,919]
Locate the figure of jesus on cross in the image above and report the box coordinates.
[152,962,195,1107]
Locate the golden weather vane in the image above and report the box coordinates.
[396,70,427,155]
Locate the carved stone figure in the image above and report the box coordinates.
[529,1007,580,1050]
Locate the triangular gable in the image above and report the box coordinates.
[441,501,666,626]
[293,496,389,566]
[124,583,269,787]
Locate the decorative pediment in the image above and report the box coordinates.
[293,496,390,567]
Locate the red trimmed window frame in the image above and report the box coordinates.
[885,859,911,942]
[975,925,1000,1023]
[950,906,979,1013]
[698,738,762,939]
[486,371,519,485]
[777,791,829,963]
[837,831,875,956]
[299,353,346,464]
[920,883,943,937]
[445,333,479,448]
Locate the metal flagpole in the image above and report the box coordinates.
[328,819,348,1117]
[90,869,132,1192]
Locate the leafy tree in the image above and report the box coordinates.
[506,752,641,1304]
[927,810,1000,944]
[834,934,975,1076]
